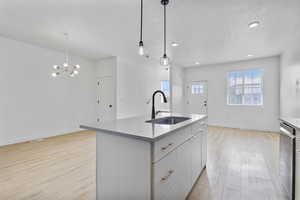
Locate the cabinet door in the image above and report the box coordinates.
[191,135,202,184]
[176,141,192,199]
[201,132,207,168]
[154,151,178,200]
[296,130,300,200]
[196,134,203,172]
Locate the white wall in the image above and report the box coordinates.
[0,36,96,146]
[116,57,169,119]
[184,56,280,132]
[96,56,117,77]
[280,43,300,117]
[170,64,185,113]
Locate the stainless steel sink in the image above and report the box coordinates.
[145,116,191,125]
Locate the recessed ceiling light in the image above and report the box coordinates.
[247,54,254,57]
[171,42,179,47]
[195,61,200,65]
[248,21,260,29]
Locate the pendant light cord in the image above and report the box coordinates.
[140,0,143,42]
[64,33,69,64]
[163,4,166,55]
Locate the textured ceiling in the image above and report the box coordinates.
[0,0,299,66]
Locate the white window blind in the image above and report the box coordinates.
[227,69,263,105]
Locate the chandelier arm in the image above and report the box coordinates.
[64,33,69,64]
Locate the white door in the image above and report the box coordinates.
[96,76,115,123]
[186,81,208,115]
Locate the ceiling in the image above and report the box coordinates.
[0,0,299,66]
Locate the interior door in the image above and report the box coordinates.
[96,76,115,123]
[186,81,208,115]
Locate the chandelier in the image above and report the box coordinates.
[52,33,80,77]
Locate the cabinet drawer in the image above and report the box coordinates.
[192,120,207,134]
[153,126,190,163]
[154,150,177,200]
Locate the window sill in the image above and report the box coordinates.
[227,104,263,107]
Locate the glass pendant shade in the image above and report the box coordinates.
[138,41,144,56]
[138,0,145,56]
[160,54,170,66]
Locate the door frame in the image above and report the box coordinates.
[185,80,208,115]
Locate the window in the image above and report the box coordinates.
[191,84,204,95]
[227,69,263,105]
[161,80,170,97]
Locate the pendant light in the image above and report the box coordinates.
[160,0,170,66]
[51,33,80,78]
[138,0,145,56]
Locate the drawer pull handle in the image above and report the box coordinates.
[161,143,173,151]
[160,170,174,182]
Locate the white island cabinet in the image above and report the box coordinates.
[81,113,207,200]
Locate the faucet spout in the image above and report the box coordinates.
[152,90,168,119]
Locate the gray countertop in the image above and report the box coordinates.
[80,113,207,142]
[280,117,300,129]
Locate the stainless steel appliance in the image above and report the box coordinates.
[279,121,296,200]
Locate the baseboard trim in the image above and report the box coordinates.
[186,165,207,199]
[0,129,90,147]
[208,124,280,133]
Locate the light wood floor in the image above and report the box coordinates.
[0,131,96,200]
[188,126,286,200]
[0,127,285,200]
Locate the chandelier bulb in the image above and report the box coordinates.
[52,72,58,77]
[53,65,59,70]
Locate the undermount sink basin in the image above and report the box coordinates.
[145,116,191,125]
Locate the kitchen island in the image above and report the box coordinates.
[80,113,208,200]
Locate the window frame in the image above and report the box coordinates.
[160,80,170,102]
[191,83,205,95]
[226,68,264,106]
